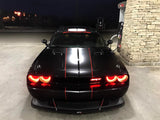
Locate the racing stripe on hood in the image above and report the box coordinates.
[65,48,79,77]
[88,48,93,77]
[79,48,92,77]
[65,48,92,78]
[88,48,94,100]
[65,48,67,78]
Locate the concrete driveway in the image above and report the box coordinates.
[0,33,160,120]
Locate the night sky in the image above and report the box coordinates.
[0,0,126,28]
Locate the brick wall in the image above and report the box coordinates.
[121,0,160,66]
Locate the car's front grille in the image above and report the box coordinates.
[54,77,91,84]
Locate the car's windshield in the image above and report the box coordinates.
[50,33,105,47]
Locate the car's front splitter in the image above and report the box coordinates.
[31,97,124,114]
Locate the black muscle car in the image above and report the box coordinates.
[27,27,129,114]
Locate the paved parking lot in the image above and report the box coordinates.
[0,33,160,120]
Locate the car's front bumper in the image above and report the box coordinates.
[28,86,128,113]
[31,97,124,114]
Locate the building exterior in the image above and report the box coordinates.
[121,0,160,66]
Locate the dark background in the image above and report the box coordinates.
[0,0,125,29]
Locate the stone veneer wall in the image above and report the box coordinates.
[121,0,160,66]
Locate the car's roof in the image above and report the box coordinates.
[56,26,98,33]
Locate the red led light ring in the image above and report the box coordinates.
[117,75,128,82]
[28,75,52,84]
[106,75,128,83]
[106,76,117,83]
[39,76,51,83]
[28,75,39,83]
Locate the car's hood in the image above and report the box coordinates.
[29,47,128,78]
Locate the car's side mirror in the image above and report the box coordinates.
[107,40,113,45]
[41,39,48,46]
